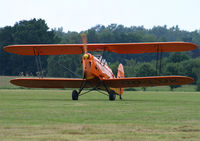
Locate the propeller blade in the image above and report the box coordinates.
[81,34,88,54]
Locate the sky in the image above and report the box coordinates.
[0,0,200,32]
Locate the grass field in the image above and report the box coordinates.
[0,89,200,140]
[0,76,19,89]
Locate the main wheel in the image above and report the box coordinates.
[109,90,116,101]
[72,90,79,100]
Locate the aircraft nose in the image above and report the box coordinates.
[84,54,89,59]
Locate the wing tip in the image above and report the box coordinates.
[190,43,198,50]
[10,78,22,87]
[183,76,194,84]
[3,45,23,55]
[3,45,10,53]
[183,42,198,51]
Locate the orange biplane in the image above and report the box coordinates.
[3,35,197,100]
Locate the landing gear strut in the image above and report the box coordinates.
[71,81,119,101]
[72,81,87,100]
[119,95,122,100]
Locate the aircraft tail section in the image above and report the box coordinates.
[117,63,125,95]
[110,63,124,96]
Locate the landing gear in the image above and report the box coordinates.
[71,81,119,101]
[109,90,116,101]
[119,95,122,100]
[72,90,79,100]
[72,81,87,100]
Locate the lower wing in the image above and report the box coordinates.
[10,76,193,89]
[103,76,194,88]
[10,78,88,88]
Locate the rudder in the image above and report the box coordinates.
[117,63,124,95]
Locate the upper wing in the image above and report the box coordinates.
[103,76,194,88]
[10,78,88,88]
[4,42,197,55]
[88,42,197,54]
[4,44,83,55]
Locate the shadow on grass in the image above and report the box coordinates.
[17,98,110,102]
[15,98,199,104]
[15,95,200,104]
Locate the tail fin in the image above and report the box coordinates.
[117,63,124,95]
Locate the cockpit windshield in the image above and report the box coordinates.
[102,59,107,65]
[95,55,102,60]
[95,55,107,65]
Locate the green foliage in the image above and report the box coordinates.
[164,63,184,75]
[124,59,137,77]
[47,55,82,78]
[13,19,57,44]
[135,63,156,77]
[179,58,200,82]
[0,19,59,76]
[196,79,200,91]
[167,52,190,63]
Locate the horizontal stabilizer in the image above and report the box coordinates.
[4,42,197,55]
[103,76,194,88]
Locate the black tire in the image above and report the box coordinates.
[109,90,116,101]
[72,90,79,100]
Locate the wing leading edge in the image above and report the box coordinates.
[4,42,197,55]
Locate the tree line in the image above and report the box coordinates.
[1,19,200,90]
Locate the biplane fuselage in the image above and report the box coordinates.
[83,53,114,80]
[82,53,123,95]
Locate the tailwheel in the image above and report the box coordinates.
[72,90,79,100]
[109,90,116,101]
[119,94,122,100]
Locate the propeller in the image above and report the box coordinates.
[81,34,89,59]
[81,34,88,79]
[81,33,88,54]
